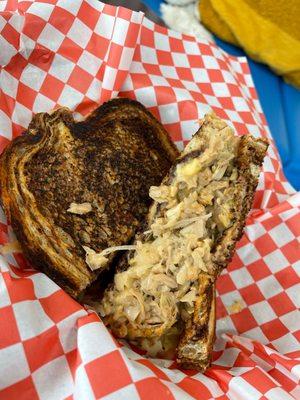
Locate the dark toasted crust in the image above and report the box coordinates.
[82,98,178,161]
[0,98,179,298]
[176,274,216,371]
[212,135,269,274]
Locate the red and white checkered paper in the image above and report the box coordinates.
[0,1,299,399]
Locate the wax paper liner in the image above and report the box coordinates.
[0,1,299,399]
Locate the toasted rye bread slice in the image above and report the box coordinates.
[176,130,268,370]
[0,98,179,298]
[100,112,268,371]
[177,274,216,371]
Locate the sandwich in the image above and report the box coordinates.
[0,98,179,298]
[99,112,268,371]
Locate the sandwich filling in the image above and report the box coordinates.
[99,115,240,350]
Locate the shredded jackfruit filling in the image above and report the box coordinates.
[99,120,240,351]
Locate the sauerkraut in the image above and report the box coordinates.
[99,114,240,351]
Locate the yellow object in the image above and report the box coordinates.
[199,0,300,88]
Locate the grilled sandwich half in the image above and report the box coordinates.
[0,98,179,298]
[100,113,268,371]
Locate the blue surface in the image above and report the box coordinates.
[142,0,300,190]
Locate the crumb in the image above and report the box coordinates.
[228,299,244,314]
[67,202,92,215]
[0,240,22,255]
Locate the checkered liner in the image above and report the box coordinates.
[0,1,299,399]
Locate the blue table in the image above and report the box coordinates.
[143,0,300,190]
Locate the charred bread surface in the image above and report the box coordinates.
[0,98,179,298]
